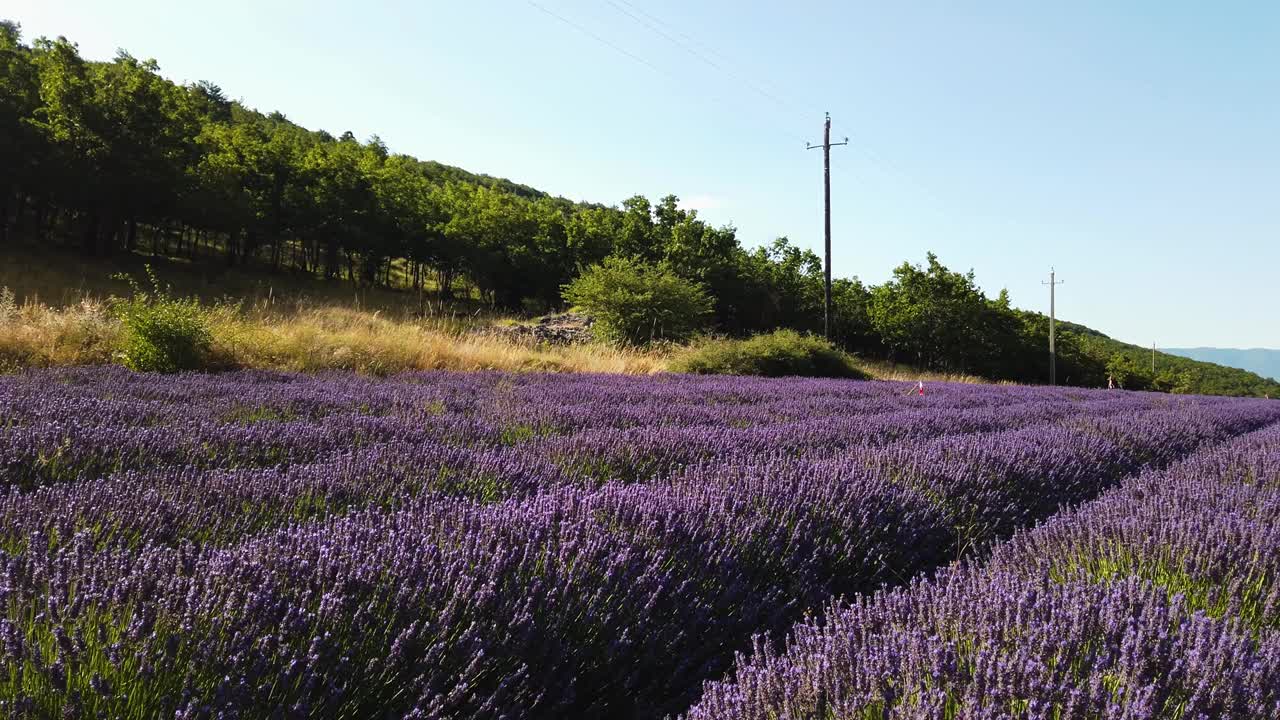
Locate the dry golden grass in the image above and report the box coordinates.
[0,298,121,371]
[857,359,990,385]
[0,293,669,376]
[0,247,983,382]
[0,246,668,376]
[209,304,668,376]
[0,293,988,382]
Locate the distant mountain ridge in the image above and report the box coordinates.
[1165,348,1280,382]
[1040,326,1280,397]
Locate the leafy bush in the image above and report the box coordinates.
[562,256,713,346]
[671,329,869,379]
[110,266,211,373]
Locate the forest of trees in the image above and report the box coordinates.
[3,22,1278,396]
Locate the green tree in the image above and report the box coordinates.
[563,256,713,345]
[725,237,821,334]
[869,253,993,372]
[196,113,312,268]
[371,154,446,294]
[1106,353,1151,390]
[565,205,621,269]
[616,195,656,260]
[0,21,43,244]
[28,35,101,248]
[445,183,538,304]
[298,134,377,281]
[94,51,199,253]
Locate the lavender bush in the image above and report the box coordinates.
[1,367,1277,718]
[687,424,1280,719]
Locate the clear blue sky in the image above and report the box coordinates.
[10,1,1279,348]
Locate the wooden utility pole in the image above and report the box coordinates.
[807,113,847,339]
[1043,268,1064,385]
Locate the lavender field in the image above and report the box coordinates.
[2,368,1279,719]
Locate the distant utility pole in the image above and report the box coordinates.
[1043,268,1064,385]
[807,113,847,339]
[1152,342,1156,374]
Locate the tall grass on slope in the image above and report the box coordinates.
[213,305,666,375]
[0,293,666,376]
[0,298,120,372]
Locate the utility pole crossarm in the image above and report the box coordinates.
[805,112,847,340]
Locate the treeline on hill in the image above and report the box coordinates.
[2,22,1277,397]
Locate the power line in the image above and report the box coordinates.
[596,1,957,222]
[523,0,809,145]
[530,1,913,181]
[524,0,671,79]
[528,1,956,259]
[602,0,901,173]
[604,0,819,121]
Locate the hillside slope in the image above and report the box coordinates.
[2,245,1277,397]
[1165,347,1280,382]
[2,22,1274,397]
[1070,329,1280,397]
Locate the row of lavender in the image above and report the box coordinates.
[687,421,1280,719]
[2,368,1278,717]
[0,398,1248,555]
[1,368,1161,490]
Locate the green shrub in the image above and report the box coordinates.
[671,329,869,379]
[110,266,211,373]
[562,256,713,346]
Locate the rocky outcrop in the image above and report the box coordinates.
[487,312,595,345]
